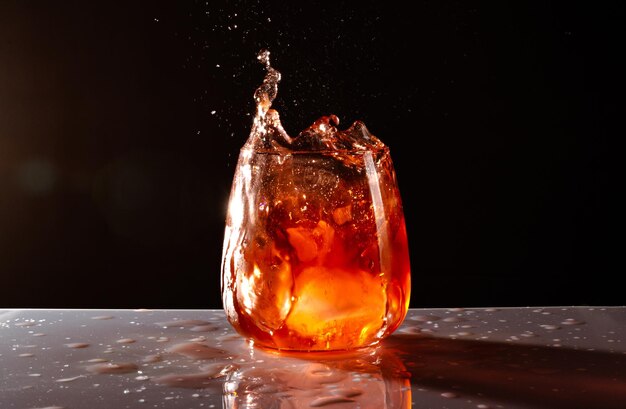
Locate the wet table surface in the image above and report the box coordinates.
[1,307,626,409]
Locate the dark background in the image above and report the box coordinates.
[0,1,623,309]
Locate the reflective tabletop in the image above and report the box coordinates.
[1,307,625,409]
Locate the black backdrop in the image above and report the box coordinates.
[0,1,623,309]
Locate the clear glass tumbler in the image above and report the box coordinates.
[221,144,411,351]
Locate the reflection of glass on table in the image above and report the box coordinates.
[223,346,411,409]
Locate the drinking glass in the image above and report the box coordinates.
[221,144,411,351]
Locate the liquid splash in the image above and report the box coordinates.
[221,50,411,350]
[245,49,385,153]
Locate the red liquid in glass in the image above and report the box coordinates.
[221,50,411,351]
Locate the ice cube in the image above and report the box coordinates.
[285,266,386,346]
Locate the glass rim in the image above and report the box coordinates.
[239,146,390,156]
